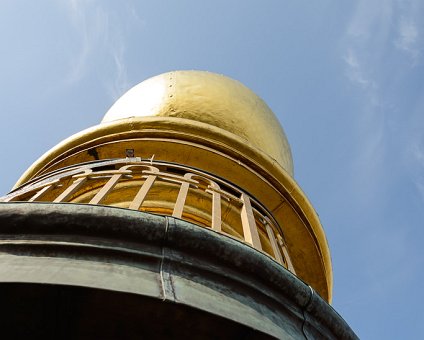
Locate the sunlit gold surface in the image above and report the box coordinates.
[9,71,333,302]
[103,71,293,175]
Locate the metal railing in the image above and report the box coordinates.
[1,158,295,273]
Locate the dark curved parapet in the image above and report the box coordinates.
[0,202,357,339]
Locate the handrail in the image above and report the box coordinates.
[0,158,295,273]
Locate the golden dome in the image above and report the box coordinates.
[103,71,294,176]
[10,70,331,300]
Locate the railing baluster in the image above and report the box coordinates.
[89,174,121,204]
[265,220,284,265]
[28,185,54,202]
[173,182,190,218]
[54,177,87,203]
[277,235,296,274]
[129,175,157,210]
[240,193,262,250]
[211,189,222,232]
[205,185,222,232]
[172,173,199,219]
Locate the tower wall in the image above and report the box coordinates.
[0,203,356,339]
[0,71,357,338]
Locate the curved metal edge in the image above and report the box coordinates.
[0,202,356,339]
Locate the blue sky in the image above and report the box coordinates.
[1,1,423,338]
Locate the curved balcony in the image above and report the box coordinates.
[1,158,295,273]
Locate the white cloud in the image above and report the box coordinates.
[395,17,420,61]
[343,49,377,91]
[341,0,394,99]
[66,1,89,81]
[409,141,424,201]
[63,1,133,98]
[341,0,393,209]
[108,39,129,100]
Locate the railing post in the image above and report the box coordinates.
[129,174,157,210]
[206,181,222,232]
[264,218,284,265]
[210,189,222,232]
[54,176,88,203]
[173,182,189,218]
[28,181,58,202]
[240,193,262,250]
[172,173,199,219]
[89,167,132,205]
[173,176,190,218]
[277,235,296,274]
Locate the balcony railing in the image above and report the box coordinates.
[1,158,295,273]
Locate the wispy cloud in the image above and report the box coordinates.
[109,40,129,100]
[395,17,420,62]
[409,137,424,202]
[65,1,108,84]
[339,2,424,304]
[63,1,137,99]
[343,49,377,92]
[340,0,423,200]
[341,2,389,203]
[346,0,393,40]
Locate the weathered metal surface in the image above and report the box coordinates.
[0,203,357,339]
[0,283,276,339]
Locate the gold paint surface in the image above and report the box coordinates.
[103,71,294,175]
[9,71,333,302]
